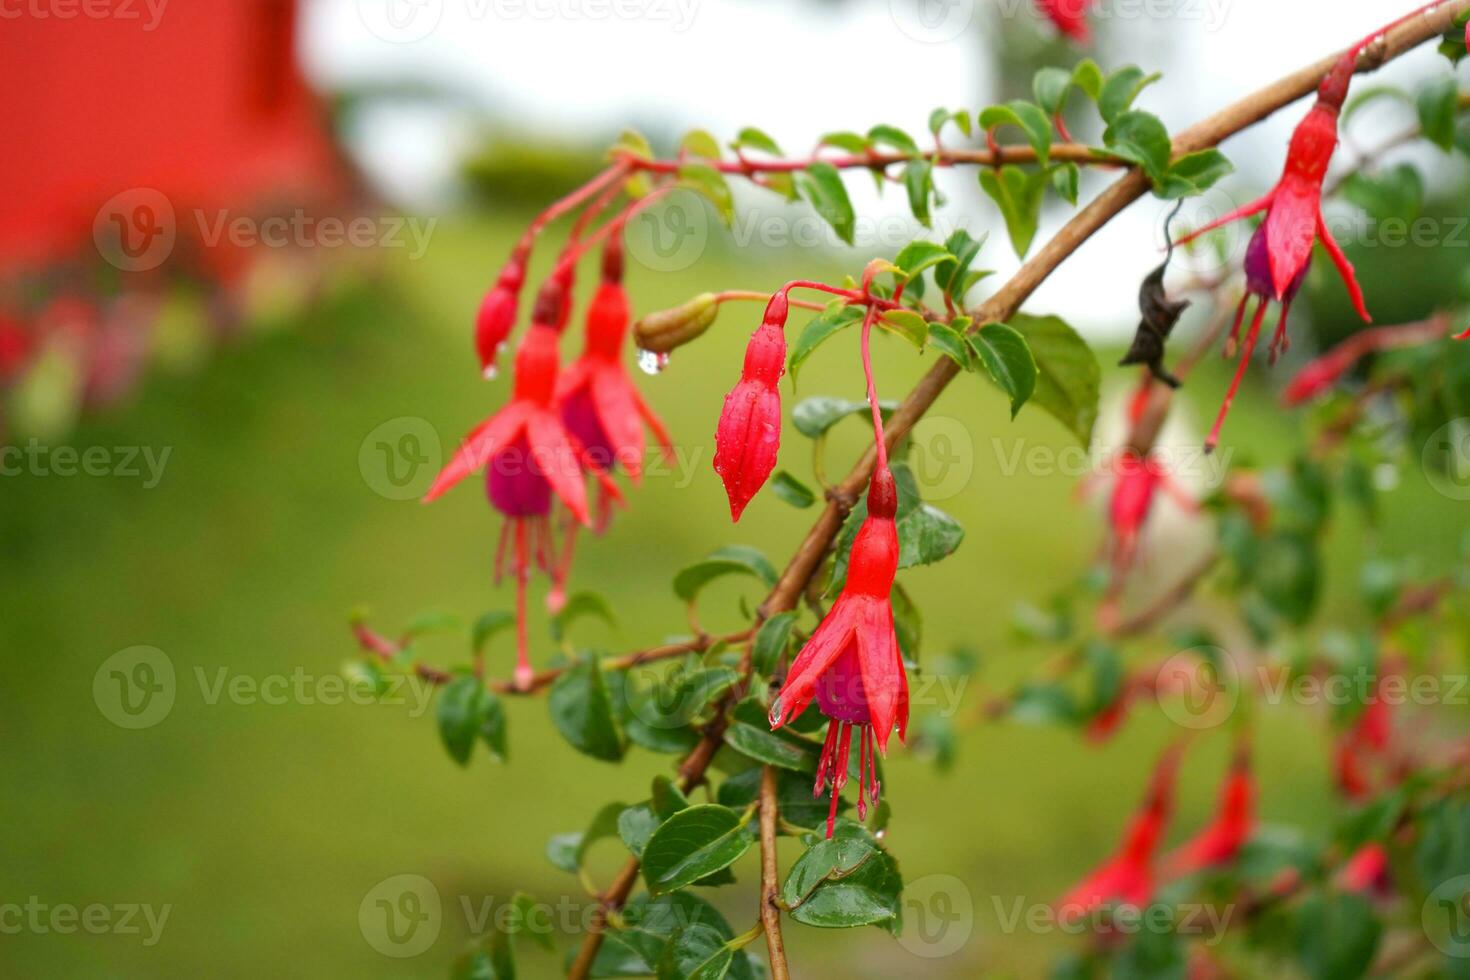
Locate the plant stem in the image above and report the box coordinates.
[758,766,793,980]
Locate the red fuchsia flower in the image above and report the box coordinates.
[1284,316,1458,405]
[556,233,674,510]
[424,278,622,688]
[769,305,907,838]
[714,291,788,522]
[1164,743,1255,876]
[474,249,527,380]
[1334,684,1394,800]
[1036,0,1089,42]
[1056,743,1184,924]
[1106,449,1196,575]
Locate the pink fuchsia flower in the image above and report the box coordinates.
[1164,742,1255,876]
[1106,449,1196,576]
[1036,0,1090,42]
[1056,743,1183,924]
[474,250,527,379]
[425,278,622,688]
[714,291,788,521]
[769,464,907,838]
[1334,684,1394,800]
[1337,843,1391,896]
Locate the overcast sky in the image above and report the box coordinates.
[301,0,1465,337]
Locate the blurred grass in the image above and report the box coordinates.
[1,211,1465,979]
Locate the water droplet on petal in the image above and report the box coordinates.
[637,348,670,376]
[767,697,783,728]
[482,364,498,381]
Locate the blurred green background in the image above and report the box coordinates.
[2,203,1467,980]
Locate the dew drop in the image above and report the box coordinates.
[637,348,670,376]
[767,697,783,728]
[482,364,499,381]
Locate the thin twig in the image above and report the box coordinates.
[758,766,792,980]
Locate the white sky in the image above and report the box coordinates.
[300,0,1465,337]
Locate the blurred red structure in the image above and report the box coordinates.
[0,0,348,429]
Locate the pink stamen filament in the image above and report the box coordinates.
[1207,299,1270,452]
[514,520,533,690]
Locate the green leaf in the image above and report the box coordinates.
[979,166,1047,258]
[817,131,872,154]
[680,129,723,161]
[788,302,863,385]
[438,674,494,766]
[1070,59,1105,102]
[403,610,460,638]
[927,321,974,370]
[771,471,816,509]
[659,924,733,980]
[724,698,821,772]
[1103,110,1173,185]
[731,126,782,156]
[1295,892,1381,980]
[619,777,693,858]
[781,822,902,930]
[877,308,929,349]
[548,654,625,762]
[455,932,515,980]
[934,229,986,301]
[968,322,1038,418]
[978,101,1054,166]
[550,591,616,644]
[1098,66,1162,124]
[718,765,849,833]
[641,805,753,894]
[1033,67,1074,115]
[1342,164,1424,222]
[473,611,515,653]
[678,163,733,225]
[903,159,935,227]
[673,546,778,603]
[1007,313,1101,446]
[1157,149,1235,200]
[751,612,798,676]
[928,107,971,138]
[791,396,897,439]
[892,240,955,281]
[796,163,855,245]
[1051,162,1080,205]
[1255,531,1321,626]
[867,124,920,155]
[1010,682,1080,725]
[1418,75,1459,152]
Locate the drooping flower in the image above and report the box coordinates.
[1056,743,1183,924]
[424,278,622,688]
[1164,742,1255,876]
[769,463,907,837]
[1177,41,1380,450]
[556,235,673,509]
[1107,449,1186,575]
[714,292,788,521]
[1036,0,1090,42]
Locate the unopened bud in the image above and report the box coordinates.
[633,293,719,354]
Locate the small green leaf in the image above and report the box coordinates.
[877,309,929,349]
[781,822,902,931]
[817,131,872,154]
[1051,162,1080,205]
[928,107,971,137]
[969,323,1038,418]
[979,166,1047,258]
[673,546,778,603]
[978,101,1054,165]
[1098,66,1162,124]
[1418,75,1459,151]
[680,129,723,161]
[1103,110,1173,184]
[788,302,863,385]
[927,321,974,370]
[1033,67,1074,115]
[751,612,798,676]
[771,471,816,509]
[796,163,856,245]
[550,591,616,644]
[678,163,733,225]
[438,674,490,767]
[724,699,820,771]
[641,805,753,894]
[1007,313,1100,446]
[867,124,921,155]
[548,654,625,762]
[659,924,733,980]
[1157,149,1235,200]
[791,396,897,439]
[731,126,782,156]
[903,159,935,226]
[892,240,955,281]
[934,229,986,301]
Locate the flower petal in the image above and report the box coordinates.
[525,410,592,526]
[591,363,646,482]
[854,597,905,754]
[1316,211,1371,323]
[1263,181,1319,301]
[772,600,857,729]
[423,402,528,502]
[1173,190,1274,249]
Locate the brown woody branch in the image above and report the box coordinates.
[758,766,792,980]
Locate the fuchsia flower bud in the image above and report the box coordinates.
[475,251,528,379]
[770,464,907,837]
[1338,843,1391,895]
[1036,0,1089,42]
[714,292,789,521]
